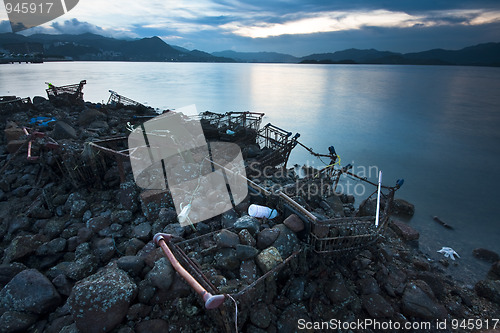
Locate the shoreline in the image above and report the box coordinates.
[0,89,499,332]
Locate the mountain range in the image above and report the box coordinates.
[0,32,499,66]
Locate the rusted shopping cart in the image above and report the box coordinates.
[45,80,86,101]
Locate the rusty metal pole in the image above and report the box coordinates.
[153,233,226,310]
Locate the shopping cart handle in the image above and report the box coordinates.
[153,233,226,309]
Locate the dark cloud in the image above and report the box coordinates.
[51,18,105,34]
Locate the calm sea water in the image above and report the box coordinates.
[1,62,499,283]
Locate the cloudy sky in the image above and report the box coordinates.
[1,0,500,56]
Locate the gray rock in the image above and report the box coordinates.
[215,229,240,248]
[111,210,133,223]
[287,277,306,302]
[162,223,185,238]
[52,274,74,296]
[362,294,394,318]
[2,234,46,264]
[473,248,500,263]
[0,269,61,315]
[146,257,174,290]
[475,279,500,305]
[214,248,240,271]
[36,238,67,256]
[392,198,415,216]
[133,223,152,241]
[52,121,77,140]
[221,209,239,228]
[234,215,260,235]
[94,238,116,263]
[117,256,145,276]
[325,277,353,305]
[402,280,447,320]
[86,216,112,233]
[0,311,38,332]
[240,260,258,284]
[390,220,420,241]
[236,244,259,260]
[249,302,271,329]
[70,200,89,218]
[68,267,137,333]
[0,263,27,288]
[271,224,300,258]
[257,228,280,249]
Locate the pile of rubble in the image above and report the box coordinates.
[0,92,499,333]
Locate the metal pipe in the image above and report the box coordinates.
[153,233,225,310]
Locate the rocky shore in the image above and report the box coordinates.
[0,93,499,333]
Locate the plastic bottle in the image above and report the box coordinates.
[248,204,278,219]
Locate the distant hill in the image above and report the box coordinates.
[211,50,299,63]
[0,32,234,62]
[0,32,498,66]
[299,43,500,67]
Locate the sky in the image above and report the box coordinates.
[1,0,500,56]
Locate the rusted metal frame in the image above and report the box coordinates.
[154,233,226,310]
[87,141,130,182]
[46,80,86,99]
[0,97,32,105]
[232,250,301,299]
[107,90,142,106]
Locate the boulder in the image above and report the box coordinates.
[52,121,77,140]
[256,228,280,249]
[233,215,260,236]
[283,214,304,232]
[215,229,240,248]
[0,269,61,315]
[472,248,500,263]
[68,267,137,333]
[402,280,447,320]
[390,220,419,241]
[475,279,500,305]
[270,224,300,258]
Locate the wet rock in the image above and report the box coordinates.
[240,260,258,284]
[402,280,447,320]
[489,261,500,279]
[162,223,185,238]
[214,248,240,271]
[256,247,282,273]
[238,229,256,247]
[133,223,152,241]
[117,256,145,276]
[236,244,259,260]
[417,272,446,300]
[46,314,74,333]
[473,248,500,263]
[475,280,500,305]
[94,238,116,263]
[125,238,146,256]
[257,228,280,249]
[271,224,299,258]
[283,214,304,232]
[0,269,61,315]
[250,302,272,329]
[68,267,137,333]
[234,215,260,235]
[392,198,415,216]
[136,319,169,333]
[362,294,394,318]
[215,229,240,248]
[2,234,46,264]
[0,311,38,332]
[137,280,156,304]
[146,257,174,290]
[390,220,419,241]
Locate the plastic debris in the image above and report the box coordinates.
[437,247,460,260]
